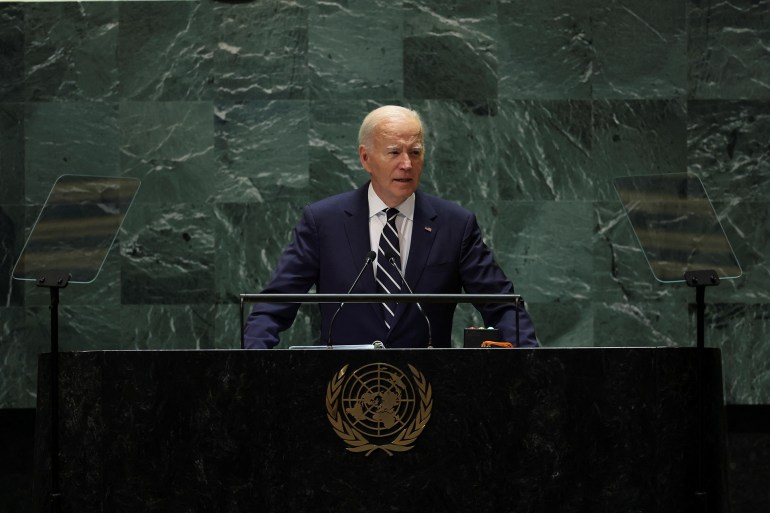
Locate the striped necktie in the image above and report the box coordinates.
[376,207,402,329]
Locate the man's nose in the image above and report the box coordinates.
[399,152,412,169]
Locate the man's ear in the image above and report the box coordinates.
[358,144,370,172]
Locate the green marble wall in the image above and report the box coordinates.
[0,0,768,407]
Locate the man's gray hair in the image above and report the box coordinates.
[358,105,424,149]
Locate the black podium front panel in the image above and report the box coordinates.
[34,348,727,513]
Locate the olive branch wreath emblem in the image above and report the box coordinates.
[325,363,433,456]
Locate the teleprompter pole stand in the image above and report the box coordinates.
[37,271,70,513]
[684,269,720,513]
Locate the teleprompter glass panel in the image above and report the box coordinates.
[13,175,141,284]
[613,173,741,284]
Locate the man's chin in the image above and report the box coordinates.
[390,183,417,197]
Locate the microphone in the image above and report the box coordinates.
[387,255,433,348]
[326,250,376,348]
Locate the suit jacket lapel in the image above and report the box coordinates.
[405,191,438,288]
[342,183,379,316]
[390,191,438,331]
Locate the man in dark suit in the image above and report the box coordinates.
[244,105,537,349]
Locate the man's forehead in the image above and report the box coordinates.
[377,124,422,144]
[377,115,421,131]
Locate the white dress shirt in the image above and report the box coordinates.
[367,183,415,276]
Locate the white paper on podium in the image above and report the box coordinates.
[289,342,385,350]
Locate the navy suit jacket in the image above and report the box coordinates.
[244,183,537,349]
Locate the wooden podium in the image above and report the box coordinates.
[34,348,727,512]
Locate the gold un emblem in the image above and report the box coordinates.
[326,363,433,456]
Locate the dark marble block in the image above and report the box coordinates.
[0,4,24,102]
[688,0,770,99]
[118,1,212,101]
[35,348,727,512]
[24,2,118,102]
[213,0,308,101]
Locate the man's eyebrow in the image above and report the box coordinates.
[384,143,422,150]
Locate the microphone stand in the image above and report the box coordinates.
[327,251,376,348]
[388,256,433,348]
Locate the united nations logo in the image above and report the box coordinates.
[326,363,433,456]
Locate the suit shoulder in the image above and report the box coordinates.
[417,191,475,220]
[304,188,363,215]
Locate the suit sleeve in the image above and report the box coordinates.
[243,206,320,349]
[458,213,538,347]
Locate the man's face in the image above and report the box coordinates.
[359,116,424,208]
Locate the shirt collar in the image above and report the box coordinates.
[367,183,415,221]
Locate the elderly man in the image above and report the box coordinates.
[243,105,537,348]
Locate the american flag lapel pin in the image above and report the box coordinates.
[424,226,432,233]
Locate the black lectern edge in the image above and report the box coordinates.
[45,346,708,355]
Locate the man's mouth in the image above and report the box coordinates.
[393,178,412,183]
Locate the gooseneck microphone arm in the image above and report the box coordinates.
[388,256,433,349]
[326,250,377,348]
